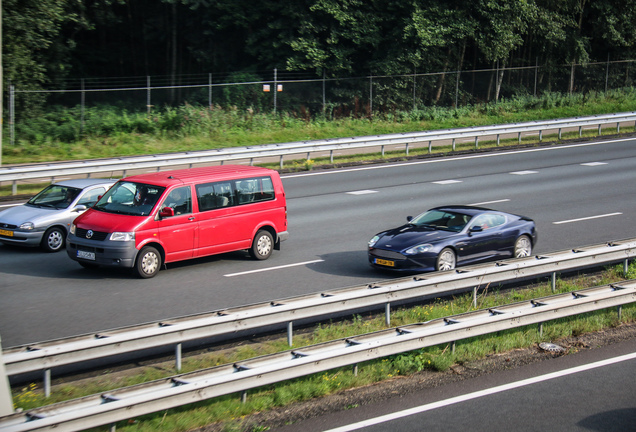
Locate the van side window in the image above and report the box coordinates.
[196,182,235,211]
[196,176,275,212]
[161,186,192,215]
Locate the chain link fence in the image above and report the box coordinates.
[5,59,635,145]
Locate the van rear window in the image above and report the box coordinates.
[196,176,275,212]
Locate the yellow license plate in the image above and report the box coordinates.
[0,229,13,237]
[375,258,395,267]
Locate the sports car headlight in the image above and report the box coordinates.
[19,222,35,231]
[368,235,380,248]
[404,243,433,255]
[110,232,135,242]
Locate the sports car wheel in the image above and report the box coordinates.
[436,248,456,271]
[514,235,532,258]
[135,246,161,278]
[41,227,65,252]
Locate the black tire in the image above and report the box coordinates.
[514,235,532,258]
[436,247,456,271]
[249,230,274,260]
[135,246,162,278]
[41,227,65,252]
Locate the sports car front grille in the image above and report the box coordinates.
[75,228,109,241]
[369,248,407,261]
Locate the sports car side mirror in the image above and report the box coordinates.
[470,226,483,233]
[406,216,413,222]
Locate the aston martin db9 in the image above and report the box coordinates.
[368,206,537,272]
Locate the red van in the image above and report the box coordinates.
[66,165,288,278]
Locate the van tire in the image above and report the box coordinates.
[250,230,273,260]
[135,246,161,278]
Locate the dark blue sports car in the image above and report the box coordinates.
[368,206,537,272]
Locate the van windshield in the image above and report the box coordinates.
[93,181,165,216]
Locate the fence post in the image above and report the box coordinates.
[81,79,85,135]
[273,68,278,115]
[0,335,14,416]
[146,76,152,115]
[10,84,15,146]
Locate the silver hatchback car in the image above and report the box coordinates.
[0,178,116,252]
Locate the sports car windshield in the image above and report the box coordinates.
[26,185,81,209]
[409,209,471,232]
[93,181,165,216]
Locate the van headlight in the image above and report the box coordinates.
[404,244,433,255]
[110,232,135,241]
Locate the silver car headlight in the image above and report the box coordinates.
[368,235,380,248]
[404,243,433,255]
[19,222,35,231]
[110,232,135,241]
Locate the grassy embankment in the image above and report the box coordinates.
[2,89,636,197]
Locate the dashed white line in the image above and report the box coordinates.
[432,180,462,185]
[581,162,608,166]
[509,170,538,175]
[324,352,636,432]
[553,212,622,225]
[468,199,511,206]
[224,259,324,277]
[346,190,378,195]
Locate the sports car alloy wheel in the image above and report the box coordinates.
[436,248,456,271]
[514,235,532,258]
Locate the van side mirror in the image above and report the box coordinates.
[159,207,174,218]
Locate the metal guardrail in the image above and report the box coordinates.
[1,112,635,186]
[1,279,635,432]
[4,238,636,382]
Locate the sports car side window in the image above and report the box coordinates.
[471,213,505,230]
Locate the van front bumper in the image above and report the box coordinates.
[66,234,137,268]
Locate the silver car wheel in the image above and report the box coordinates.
[514,235,532,258]
[436,248,456,271]
[42,227,65,252]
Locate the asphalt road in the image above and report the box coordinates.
[270,335,636,432]
[1,136,636,348]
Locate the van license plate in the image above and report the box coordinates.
[0,229,13,237]
[375,258,395,267]
[77,250,96,261]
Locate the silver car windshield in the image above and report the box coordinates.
[93,181,165,216]
[26,185,81,209]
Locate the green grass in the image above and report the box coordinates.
[11,262,636,431]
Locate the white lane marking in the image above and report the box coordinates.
[224,259,324,277]
[282,137,632,179]
[324,351,636,432]
[468,199,511,206]
[346,190,379,195]
[510,170,538,175]
[553,212,622,225]
[433,180,462,185]
[581,162,607,166]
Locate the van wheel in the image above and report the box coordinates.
[135,246,161,278]
[41,227,65,252]
[250,230,273,260]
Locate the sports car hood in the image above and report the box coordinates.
[0,204,61,225]
[374,225,456,251]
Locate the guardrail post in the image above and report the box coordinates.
[624,259,629,278]
[579,126,582,137]
[617,122,620,133]
[44,369,51,398]
[330,150,334,163]
[539,130,543,142]
[598,124,602,135]
[405,143,409,156]
[474,136,479,149]
[279,155,284,169]
[381,145,385,157]
[12,181,17,195]
[617,305,623,321]
[385,303,391,327]
[287,322,293,347]
[558,128,562,140]
[517,132,521,143]
[538,323,544,337]
[241,390,247,404]
[496,135,500,146]
[176,344,182,372]
[451,341,456,353]
[306,152,311,161]
[428,141,432,154]
[552,272,556,293]
[452,138,456,151]
[0,336,14,416]
[473,287,477,308]
[109,423,116,432]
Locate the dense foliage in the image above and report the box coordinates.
[5,0,636,94]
